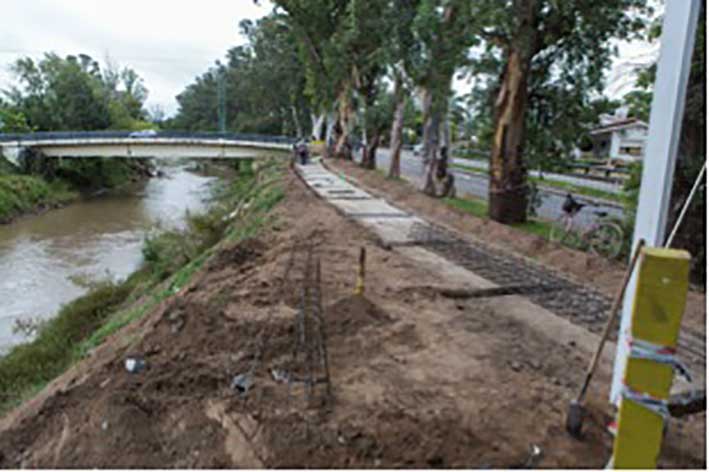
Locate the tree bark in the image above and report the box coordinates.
[291,105,304,138]
[324,111,337,158]
[311,113,326,140]
[488,0,540,224]
[388,92,406,179]
[488,47,532,224]
[362,131,380,170]
[334,87,353,160]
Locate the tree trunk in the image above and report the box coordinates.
[422,107,442,195]
[334,88,353,160]
[362,131,381,170]
[360,105,368,164]
[311,113,326,140]
[488,47,532,224]
[291,105,304,138]
[324,111,337,158]
[488,0,540,224]
[388,93,406,179]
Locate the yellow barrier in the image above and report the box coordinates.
[612,247,691,468]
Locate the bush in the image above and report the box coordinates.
[0,278,139,408]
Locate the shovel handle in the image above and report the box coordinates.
[577,239,646,402]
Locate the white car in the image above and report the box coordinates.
[413,143,424,156]
[129,129,158,138]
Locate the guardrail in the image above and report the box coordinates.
[0,130,297,145]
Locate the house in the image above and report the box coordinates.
[589,115,648,165]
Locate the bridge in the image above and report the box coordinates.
[0,131,294,165]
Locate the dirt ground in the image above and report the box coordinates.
[327,159,706,336]
[0,167,704,468]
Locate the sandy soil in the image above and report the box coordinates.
[0,167,703,468]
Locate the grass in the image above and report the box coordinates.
[0,159,286,416]
[0,175,78,222]
[450,163,622,203]
[444,195,556,240]
[0,273,145,411]
[374,167,405,182]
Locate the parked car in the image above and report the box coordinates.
[413,143,424,156]
[129,130,158,138]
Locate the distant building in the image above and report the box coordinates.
[589,116,648,165]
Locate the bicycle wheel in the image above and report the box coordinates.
[549,216,576,246]
[588,221,624,259]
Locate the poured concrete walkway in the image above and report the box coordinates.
[296,161,437,246]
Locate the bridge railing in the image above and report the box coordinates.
[0,130,296,145]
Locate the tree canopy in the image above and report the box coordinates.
[3,53,151,132]
[170,13,309,136]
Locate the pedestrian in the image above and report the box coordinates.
[297,138,309,165]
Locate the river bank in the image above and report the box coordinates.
[0,158,282,416]
[0,155,156,224]
[0,175,77,224]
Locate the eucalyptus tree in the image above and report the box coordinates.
[172,13,309,135]
[271,0,353,156]
[385,0,421,178]
[331,0,397,167]
[473,0,650,223]
[409,0,476,196]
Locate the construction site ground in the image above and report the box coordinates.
[0,162,704,468]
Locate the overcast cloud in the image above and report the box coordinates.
[1,0,656,117]
[0,0,273,116]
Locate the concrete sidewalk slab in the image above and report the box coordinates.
[330,198,409,217]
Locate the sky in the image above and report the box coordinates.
[0,0,658,118]
[0,0,274,116]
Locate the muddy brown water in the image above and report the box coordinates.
[0,162,224,354]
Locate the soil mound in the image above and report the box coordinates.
[326,294,393,337]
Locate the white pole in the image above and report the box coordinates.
[610,0,701,404]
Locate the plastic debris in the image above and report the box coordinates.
[231,373,253,396]
[524,444,543,468]
[124,357,146,374]
[271,368,290,383]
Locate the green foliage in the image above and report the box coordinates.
[4,53,150,132]
[0,278,138,411]
[0,175,77,222]
[53,158,151,190]
[0,100,32,133]
[467,0,650,169]
[171,14,309,135]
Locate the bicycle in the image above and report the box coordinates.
[549,193,624,259]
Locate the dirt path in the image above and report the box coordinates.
[0,167,703,468]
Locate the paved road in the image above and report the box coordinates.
[451,157,622,194]
[371,148,625,230]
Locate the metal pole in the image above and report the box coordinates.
[217,68,227,133]
[610,0,701,404]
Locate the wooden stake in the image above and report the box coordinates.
[355,247,366,295]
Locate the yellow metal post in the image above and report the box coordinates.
[612,247,691,468]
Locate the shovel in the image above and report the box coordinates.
[566,239,646,439]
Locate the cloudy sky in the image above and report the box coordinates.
[0,0,274,116]
[0,0,657,117]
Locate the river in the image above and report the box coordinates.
[0,162,222,354]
